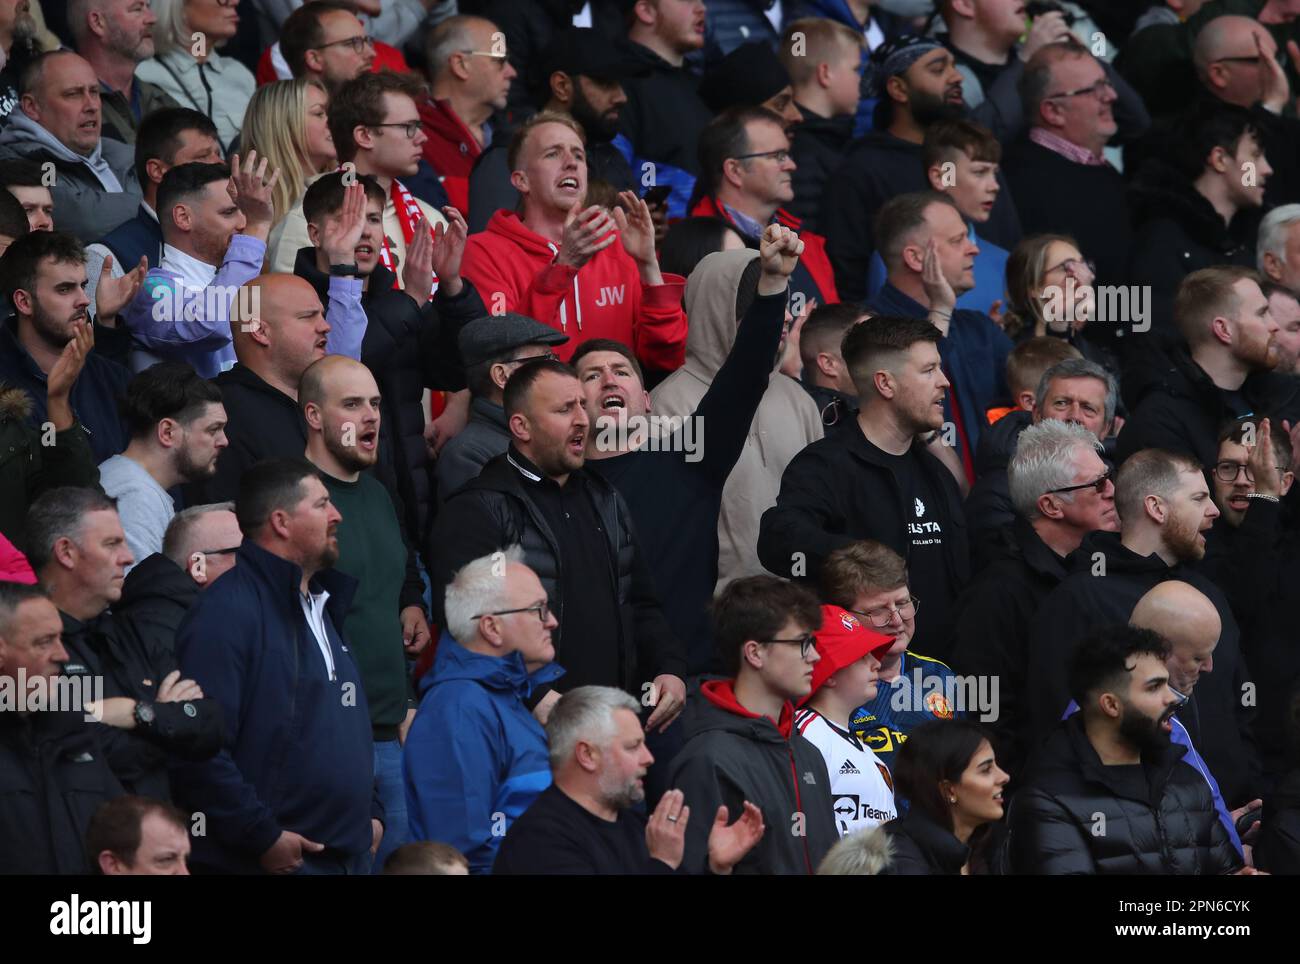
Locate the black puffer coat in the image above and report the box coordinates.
[1008,715,1241,875]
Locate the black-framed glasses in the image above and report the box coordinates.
[198,546,240,556]
[474,602,551,624]
[1048,468,1114,495]
[1046,257,1096,280]
[314,35,376,54]
[1212,56,1263,65]
[1213,460,1287,483]
[759,633,818,659]
[1045,79,1115,101]
[734,148,791,163]
[850,596,920,628]
[370,121,422,139]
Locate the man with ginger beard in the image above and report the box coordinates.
[1025,447,1261,808]
[431,358,688,730]
[302,355,429,873]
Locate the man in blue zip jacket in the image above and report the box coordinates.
[170,457,382,875]
[404,547,563,874]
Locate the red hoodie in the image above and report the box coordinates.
[461,210,688,371]
[699,678,795,739]
[418,98,480,215]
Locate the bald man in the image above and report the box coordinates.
[185,275,333,503]
[1184,14,1300,207]
[1063,581,1257,859]
[301,355,429,874]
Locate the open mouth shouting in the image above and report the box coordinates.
[357,426,378,453]
[599,391,626,414]
[556,176,581,196]
[567,428,586,456]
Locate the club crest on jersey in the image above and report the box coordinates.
[924,690,954,719]
[840,611,859,631]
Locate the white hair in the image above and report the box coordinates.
[545,686,640,771]
[1008,419,1103,520]
[443,545,525,645]
[1257,204,1300,273]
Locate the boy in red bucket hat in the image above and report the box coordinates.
[796,605,899,837]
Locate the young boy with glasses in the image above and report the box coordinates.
[667,575,839,874]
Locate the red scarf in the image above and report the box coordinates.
[378,179,438,297]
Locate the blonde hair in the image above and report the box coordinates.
[241,77,331,226]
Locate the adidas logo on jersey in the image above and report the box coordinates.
[839,759,860,775]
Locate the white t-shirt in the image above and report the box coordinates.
[796,707,897,837]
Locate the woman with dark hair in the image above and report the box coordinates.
[882,720,1009,875]
[659,217,748,281]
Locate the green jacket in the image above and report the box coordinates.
[99,80,179,145]
[0,384,99,548]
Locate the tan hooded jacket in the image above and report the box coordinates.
[650,249,823,589]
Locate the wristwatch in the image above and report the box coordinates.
[329,262,362,277]
[133,701,156,729]
[1246,492,1281,503]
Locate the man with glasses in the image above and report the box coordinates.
[1025,446,1261,809]
[669,574,839,874]
[302,355,431,872]
[280,2,377,97]
[1003,41,1140,290]
[420,15,517,216]
[690,106,839,309]
[952,419,1118,778]
[269,70,448,277]
[404,547,562,874]
[437,313,568,500]
[819,539,963,774]
[1119,266,1290,470]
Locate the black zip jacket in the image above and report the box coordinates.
[757,426,970,659]
[1008,714,1241,875]
[950,517,1069,780]
[0,708,123,874]
[667,679,837,875]
[430,446,687,694]
[785,105,854,234]
[881,809,971,875]
[1025,530,1260,806]
[60,609,223,801]
[115,552,200,651]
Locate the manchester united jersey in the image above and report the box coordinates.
[795,707,897,837]
[851,651,962,771]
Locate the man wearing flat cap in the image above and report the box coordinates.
[437,313,569,499]
[468,27,648,234]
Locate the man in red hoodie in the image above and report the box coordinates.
[419,15,517,216]
[460,111,688,373]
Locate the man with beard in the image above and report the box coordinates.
[0,0,40,127]
[26,485,222,801]
[301,355,429,872]
[99,362,228,568]
[419,16,517,218]
[432,359,687,732]
[1118,267,1290,469]
[0,231,138,461]
[467,27,644,233]
[278,2,377,98]
[1009,624,1246,875]
[494,685,765,874]
[123,159,368,378]
[759,316,970,662]
[172,458,383,874]
[1025,448,1261,809]
[818,36,1022,302]
[68,0,179,145]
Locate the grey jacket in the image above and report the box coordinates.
[0,119,141,243]
[436,396,510,501]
